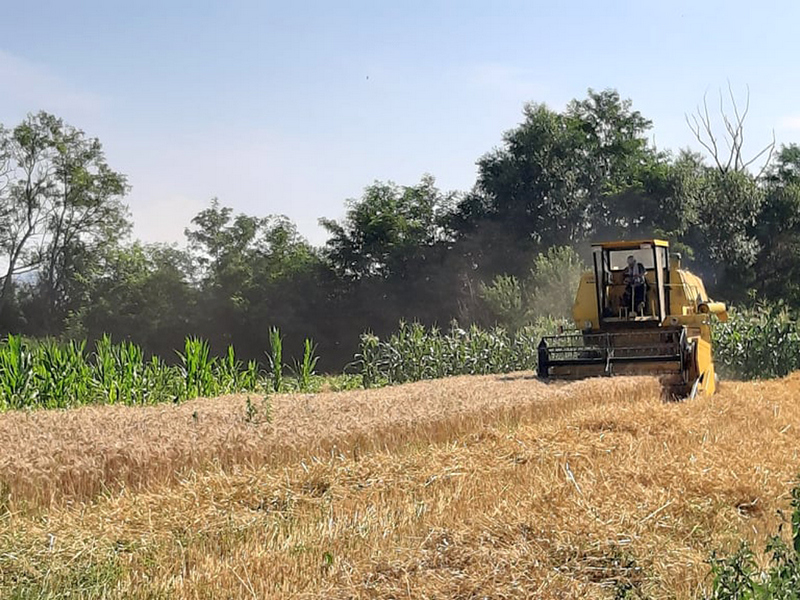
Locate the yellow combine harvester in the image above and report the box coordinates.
[537,239,727,398]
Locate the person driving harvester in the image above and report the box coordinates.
[622,255,647,315]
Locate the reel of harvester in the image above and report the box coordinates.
[537,240,726,399]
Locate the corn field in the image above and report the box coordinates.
[0,303,795,411]
[355,306,800,388]
[355,319,565,388]
[0,335,262,410]
[713,302,800,380]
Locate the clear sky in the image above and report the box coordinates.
[1,0,798,246]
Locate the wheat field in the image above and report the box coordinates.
[2,373,799,598]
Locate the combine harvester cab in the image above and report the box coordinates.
[537,239,727,398]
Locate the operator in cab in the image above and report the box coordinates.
[622,255,647,314]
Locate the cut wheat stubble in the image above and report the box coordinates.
[2,373,800,598]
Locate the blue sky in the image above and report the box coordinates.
[1,0,798,245]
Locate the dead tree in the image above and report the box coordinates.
[686,83,775,178]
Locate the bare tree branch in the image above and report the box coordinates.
[686,99,722,168]
[686,83,775,177]
[748,129,777,179]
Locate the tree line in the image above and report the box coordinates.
[1,88,798,370]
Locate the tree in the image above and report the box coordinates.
[317,176,467,353]
[185,201,329,360]
[650,154,765,296]
[677,87,776,297]
[751,144,800,306]
[0,112,130,328]
[567,89,654,235]
[469,101,586,249]
[765,144,800,186]
[453,89,658,276]
[479,274,527,331]
[478,246,585,330]
[66,242,197,356]
[186,200,320,297]
[526,245,586,319]
[319,175,455,280]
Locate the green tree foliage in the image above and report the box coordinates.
[185,199,334,363]
[662,145,797,302]
[0,112,130,329]
[753,145,800,306]
[674,86,779,299]
[667,165,764,297]
[320,174,455,280]
[317,176,466,359]
[65,242,196,358]
[479,275,527,332]
[479,246,585,330]
[527,246,586,319]
[453,89,658,276]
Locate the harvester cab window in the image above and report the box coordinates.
[608,249,653,271]
[593,243,668,322]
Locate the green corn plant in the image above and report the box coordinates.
[93,334,118,403]
[143,355,181,404]
[0,335,37,409]
[268,327,284,393]
[0,334,272,412]
[178,337,217,400]
[714,302,800,380]
[213,345,260,394]
[356,332,381,389]
[118,341,145,404]
[215,345,241,392]
[239,359,260,393]
[32,339,92,408]
[292,338,319,392]
[93,336,148,404]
